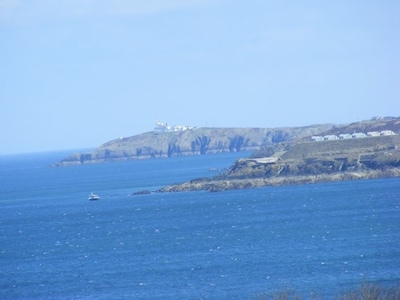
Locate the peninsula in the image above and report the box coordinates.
[54,122,334,166]
[159,117,400,192]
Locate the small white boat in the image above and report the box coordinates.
[88,192,100,201]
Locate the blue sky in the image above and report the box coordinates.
[1,0,399,154]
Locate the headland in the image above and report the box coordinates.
[53,122,334,166]
[158,117,400,192]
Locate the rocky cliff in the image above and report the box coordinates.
[159,118,400,192]
[54,125,333,166]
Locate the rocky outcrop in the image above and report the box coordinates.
[53,125,333,166]
[158,134,400,192]
[158,169,400,192]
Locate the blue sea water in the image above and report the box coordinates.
[0,151,399,299]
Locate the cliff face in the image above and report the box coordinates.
[160,135,400,192]
[54,125,333,166]
[223,135,400,180]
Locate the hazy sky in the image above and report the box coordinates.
[1,0,399,154]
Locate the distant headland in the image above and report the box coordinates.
[53,121,335,166]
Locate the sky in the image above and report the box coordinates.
[1,0,399,154]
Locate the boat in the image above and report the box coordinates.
[88,192,100,201]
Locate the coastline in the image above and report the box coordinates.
[158,134,400,193]
[158,168,400,192]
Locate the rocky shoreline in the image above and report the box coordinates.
[158,132,400,193]
[158,168,400,192]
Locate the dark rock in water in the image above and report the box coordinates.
[132,190,152,195]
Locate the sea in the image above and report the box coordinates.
[0,150,399,299]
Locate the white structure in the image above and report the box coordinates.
[311,136,324,141]
[324,135,339,141]
[352,132,367,139]
[311,129,396,142]
[380,130,396,136]
[367,131,380,137]
[154,121,195,133]
[339,134,352,140]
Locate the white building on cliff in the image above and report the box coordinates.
[154,121,195,133]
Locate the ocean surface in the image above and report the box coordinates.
[0,151,399,299]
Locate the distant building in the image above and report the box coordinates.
[380,130,396,136]
[339,134,352,140]
[154,121,195,133]
[324,135,339,141]
[311,136,324,141]
[352,132,367,139]
[311,129,396,142]
[367,131,380,137]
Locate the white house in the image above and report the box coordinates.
[311,136,324,141]
[380,130,396,136]
[367,131,380,137]
[352,132,367,138]
[324,135,339,141]
[339,134,352,140]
